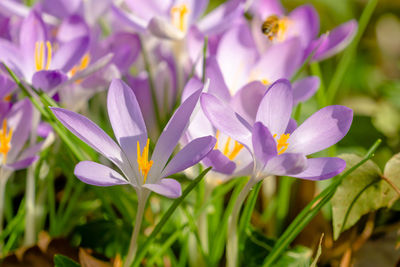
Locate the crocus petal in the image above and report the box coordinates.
[201,93,252,148]
[162,136,216,177]
[143,178,182,198]
[293,76,320,105]
[290,157,346,180]
[256,79,293,136]
[182,77,203,102]
[249,0,284,18]
[57,15,89,43]
[149,88,202,181]
[42,0,82,18]
[312,20,358,61]
[197,0,244,35]
[107,79,147,166]
[288,5,319,47]
[17,142,44,162]
[6,99,32,162]
[251,37,302,82]
[111,5,147,33]
[0,40,24,79]
[202,149,236,175]
[252,122,277,166]
[264,153,307,177]
[5,156,38,170]
[74,161,128,186]
[32,70,68,92]
[51,36,90,72]
[148,17,185,40]
[231,81,266,124]
[50,107,125,167]
[107,32,141,74]
[287,106,353,155]
[205,57,232,100]
[285,119,297,134]
[20,11,47,78]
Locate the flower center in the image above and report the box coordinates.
[0,119,13,164]
[68,53,91,83]
[273,133,290,155]
[171,4,190,32]
[261,79,270,85]
[261,15,290,42]
[137,139,153,183]
[35,41,52,71]
[215,130,244,160]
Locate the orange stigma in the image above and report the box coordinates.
[0,119,13,164]
[273,133,290,155]
[137,139,153,183]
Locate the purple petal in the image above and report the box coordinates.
[162,136,216,177]
[37,122,53,138]
[74,161,128,186]
[6,99,32,162]
[147,17,184,40]
[5,156,38,170]
[57,15,89,43]
[17,142,44,162]
[251,37,302,82]
[0,40,24,78]
[149,88,202,180]
[256,79,293,136]
[285,119,297,134]
[252,122,277,166]
[231,81,266,125]
[197,0,244,35]
[32,70,68,92]
[290,157,346,180]
[0,74,15,98]
[202,149,236,175]
[200,92,252,147]
[107,79,147,165]
[20,11,47,77]
[42,0,82,18]
[111,5,147,33]
[205,57,232,100]
[287,106,353,155]
[312,20,358,61]
[143,178,182,198]
[50,107,125,167]
[264,153,308,176]
[288,5,319,47]
[107,32,141,74]
[293,76,320,105]
[182,77,203,102]
[249,0,284,18]
[51,36,90,72]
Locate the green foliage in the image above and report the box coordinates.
[54,255,81,267]
[332,153,400,239]
[242,229,312,267]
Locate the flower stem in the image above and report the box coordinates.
[124,193,148,267]
[24,164,36,246]
[226,177,256,267]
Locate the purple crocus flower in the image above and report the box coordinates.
[51,78,215,199]
[248,1,358,61]
[112,0,244,40]
[0,10,89,91]
[201,78,353,181]
[0,99,42,173]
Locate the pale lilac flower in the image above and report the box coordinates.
[0,10,89,91]
[201,79,353,181]
[112,0,244,40]
[249,1,358,61]
[51,79,215,198]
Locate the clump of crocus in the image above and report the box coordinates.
[200,79,353,267]
[51,78,216,266]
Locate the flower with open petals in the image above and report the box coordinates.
[201,79,353,181]
[51,79,215,198]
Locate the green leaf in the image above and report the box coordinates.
[54,255,81,267]
[242,229,312,267]
[332,153,400,239]
[310,234,324,267]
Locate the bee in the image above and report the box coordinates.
[261,15,280,41]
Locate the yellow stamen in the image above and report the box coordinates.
[261,79,270,85]
[215,130,244,161]
[0,119,13,164]
[137,139,153,183]
[273,133,290,155]
[34,41,53,71]
[171,4,190,32]
[69,54,91,83]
